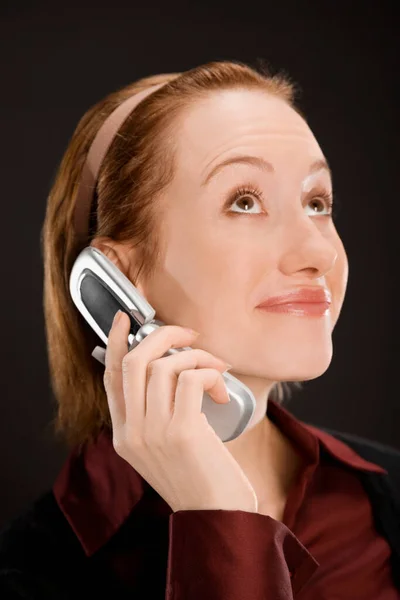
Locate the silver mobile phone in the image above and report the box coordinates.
[69,247,255,441]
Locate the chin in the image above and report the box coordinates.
[283,363,331,382]
[250,339,333,382]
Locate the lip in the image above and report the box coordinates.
[256,287,332,307]
[256,287,331,316]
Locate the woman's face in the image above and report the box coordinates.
[127,89,348,390]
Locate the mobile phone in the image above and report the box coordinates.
[69,247,256,441]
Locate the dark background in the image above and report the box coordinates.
[0,1,398,527]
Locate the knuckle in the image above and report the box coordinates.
[167,423,196,448]
[114,431,143,457]
[161,324,192,340]
[129,434,145,453]
[143,430,163,450]
[177,369,194,385]
[208,366,221,379]
[171,430,195,449]
[103,368,114,389]
[185,350,225,371]
[194,348,216,361]
[156,325,176,339]
[214,367,223,379]
[112,436,126,457]
[147,359,163,378]
[121,352,141,373]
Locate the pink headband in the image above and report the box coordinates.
[73,82,166,244]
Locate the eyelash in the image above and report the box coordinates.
[226,184,335,217]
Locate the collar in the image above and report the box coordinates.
[53,398,387,557]
[267,399,388,475]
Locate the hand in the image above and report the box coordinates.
[103,311,258,513]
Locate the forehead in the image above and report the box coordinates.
[175,89,322,175]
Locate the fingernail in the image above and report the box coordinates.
[222,364,234,376]
[184,328,200,336]
[113,310,123,325]
[223,388,232,402]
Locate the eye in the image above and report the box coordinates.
[226,185,336,218]
[227,186,264,214]
[305,190,334,217]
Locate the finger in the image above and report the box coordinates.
[172,368,230,428]
[126,324,200,362]
[144,349,228,428]
[104,310,131,429]
[122,326,201,425]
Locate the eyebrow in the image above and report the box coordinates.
[201,154,332,186]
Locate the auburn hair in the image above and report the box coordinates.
[41,59,304,449]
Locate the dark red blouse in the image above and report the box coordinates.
[53,399,399,598]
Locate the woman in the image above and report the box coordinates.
[1,60,400,599]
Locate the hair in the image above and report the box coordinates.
[41,59,304,449]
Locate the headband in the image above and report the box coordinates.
[72,82,166,244]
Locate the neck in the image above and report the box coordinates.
[223,374,302,510]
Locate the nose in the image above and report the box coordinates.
[278,216,338,279]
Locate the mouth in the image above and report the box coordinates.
[256,302,331,317]
[256,287,331,317]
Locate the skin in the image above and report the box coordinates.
[92,88,348,514]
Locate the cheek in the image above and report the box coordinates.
[327,238,349,324]
[159,223,261,331]
[164,214,252,284]
[154,225,235,318]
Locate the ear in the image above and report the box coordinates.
[90,237,147,296]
